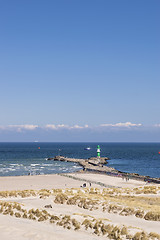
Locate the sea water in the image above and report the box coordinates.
[0,142,159,178]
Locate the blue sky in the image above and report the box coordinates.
[0,0,160,142]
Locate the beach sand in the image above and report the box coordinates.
[0,173,159,240]
[0,172,146,191]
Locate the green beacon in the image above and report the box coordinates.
[97,145,101,159]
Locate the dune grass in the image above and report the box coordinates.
[0,185,160,239]
[0,198,160,239]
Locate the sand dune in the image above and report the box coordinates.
[0,173,159,240]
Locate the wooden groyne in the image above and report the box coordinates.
[47,156,160,184]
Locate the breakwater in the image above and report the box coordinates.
[53,155,115,172]
[49,156,160,184]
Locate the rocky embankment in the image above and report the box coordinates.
[53,155,115,172]
[47,156,160,184]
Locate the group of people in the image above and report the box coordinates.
[80,182,92,188]
[122,175,130,181]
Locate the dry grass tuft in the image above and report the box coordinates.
[22,213,28,218]
[38,189,51,198]
[108,204,123,213]
[34,209,42,218]
[38,216,46,222]
[82,219,93,230]
[67,195,79,205]
[15,212,21,218]
[135,210,144,218]
[107,226,122,240]
[52,189,62,194]
[54,193,68,204]
[50,215,60,223]
[149,232,160,240]
[28,213,36,220]
[144,212,160,221]
[121,226,128,235]
[120,207,135,216]
[72,218,81,230]
[132,231,148,240]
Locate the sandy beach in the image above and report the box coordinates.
[0,173,160,240]
[0,172,147,191]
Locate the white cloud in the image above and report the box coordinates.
[21,125,38,130]
[10,125,38,131]
[57,124,69,129]
[70,124,89,129]
[45,124,69,130]
[45,124,89,130]
[70,125,83,129]
[100,122,142,128]
[45,124,57,129]
[0,125,38,132]
[0,122,144,133]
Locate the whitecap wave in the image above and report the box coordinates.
[31,164,40,166]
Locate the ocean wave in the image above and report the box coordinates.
[41,163,53,167]
[30,164,40,166]
[72,165,81,168]
[10,164,19,166]
[8,168,16,171]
